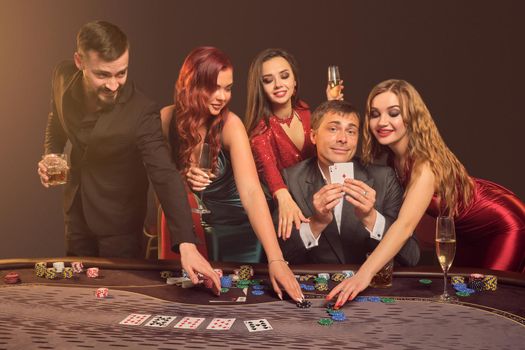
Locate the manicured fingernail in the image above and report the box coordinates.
[278,293,283,300]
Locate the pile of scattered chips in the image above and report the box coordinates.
[34,261,89,280]
[451,273,498,297]
[296,300,312,308]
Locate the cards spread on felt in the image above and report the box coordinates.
[244,319,273,332]
[144,315,177,328]
[329,162,354,184]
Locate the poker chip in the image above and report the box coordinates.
[95,287,109,298]
[470,273,485,280]
[86,267,99,278]
[453,283,467,290]
[160,271,173,279]
[63,267,73,279]
[367,296,381,303]
[71,262,83,273]
[239,265,254,280]
[331,313,347,321]
[380,297,395,303]
[331,273,346,282]
[469,280,484,292]
[35,262,47,278]
[314,277,328,284]
[52,262,65,273]
[252,284,266,290]
[327,309,344,316]
[166,277,178,285]
[353,296,368,302]
[299,274,316,282]
[342,270,355,278]
[318,273,330,280]
[220,288,229,293]
[220,276,233,288]
[302,284,315,291]
[318,318,333,326]
[451,276,465,284]
[315,283,328,292]
[250,279,262,285]
[483,275,498,291]
[3,272,20,284]
[456,291,471,297]
[45,267,57,280]
[419,279,432,285]
[296,300,312,308]
[325,302,336,309]
[251,290,265,296]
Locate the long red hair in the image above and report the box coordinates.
[169,46,232,173]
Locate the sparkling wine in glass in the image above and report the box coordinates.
[328,65,342,99]
[435,216,457,302]
[192,142,212,214]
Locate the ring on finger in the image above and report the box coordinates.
[362,191,367,197]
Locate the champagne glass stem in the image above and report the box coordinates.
[443,269,448,298]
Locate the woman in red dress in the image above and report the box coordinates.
[329,79,525,308]
[245,48,343,239]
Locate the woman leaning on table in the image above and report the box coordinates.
[160,46,303,301]
[245,48,343,239]
[328,79,525,308]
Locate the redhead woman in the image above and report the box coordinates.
[161,47,303,301]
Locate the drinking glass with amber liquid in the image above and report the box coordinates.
[435,216,457,302]
[42,153,69,186]
[327,65,342,99]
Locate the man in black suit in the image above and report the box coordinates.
[37,21,219,290]
[279,100,419,266]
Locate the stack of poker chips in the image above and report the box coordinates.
[220,275,233,288]
[468,273,485,292]
[299,274,316,282]
[482,275,498,291]
[95,287,109,298]
[63,267,73,279]
[71,262,84,273]
[35,262,47,278]
[45,267,57,280]
[52,262,65,273]
[238,265,254,281]
[451,275,465,285]
[160,271,173,279]
[3,272,20,284]
[342,270,355,278]
[331,273,346,282]
[314,277,329,291]
[86,267,99,278]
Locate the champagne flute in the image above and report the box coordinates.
[435,216,457,302]
[327,65,342,99]
[192,142,212,214]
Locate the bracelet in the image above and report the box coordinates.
[268,259,289,265]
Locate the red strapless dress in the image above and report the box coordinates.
[426,178,525,272]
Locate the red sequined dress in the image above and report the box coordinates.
[250,101,316,195]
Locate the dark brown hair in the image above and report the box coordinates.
[77,20,129,61]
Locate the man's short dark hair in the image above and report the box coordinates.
[77,20,129,61]
[311,100,361,130]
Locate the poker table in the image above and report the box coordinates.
[1,258,524,349]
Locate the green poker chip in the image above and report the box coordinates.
[419,279,433,285]
[380,297,396,303]
[249,279,262,285]
[318,318,334,326]
[456,291,471,297]
[220,288,229,293]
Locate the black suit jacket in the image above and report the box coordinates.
[44,61,196,247]
[279,157,420,266]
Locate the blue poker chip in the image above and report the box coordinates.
[453,283,467,290]
[353,296,368,302]
[252,285,266,290]
[302,284,315,291]
[251,290,265,296]
[367,296,381,302]
[331,314,347,321]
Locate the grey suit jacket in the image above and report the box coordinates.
[279,157,420,266]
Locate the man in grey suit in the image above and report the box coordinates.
[279,100,419,266]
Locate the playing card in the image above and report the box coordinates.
[236,296,247,302]
[244,319,273,332]
[119,313,151,326]
[173,317,205,329]
[144,315,177,328]
[329,162,354,184]
[206,318,236,330]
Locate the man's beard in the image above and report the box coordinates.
[97,87,120,109]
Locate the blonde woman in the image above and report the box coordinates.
[328,79,525,308]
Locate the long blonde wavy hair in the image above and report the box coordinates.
[362,79,474,216]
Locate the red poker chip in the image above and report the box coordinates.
[4,272,20,284]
